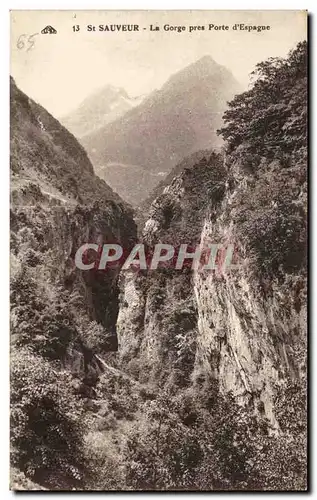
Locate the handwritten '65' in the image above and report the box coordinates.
[16,33,39,52]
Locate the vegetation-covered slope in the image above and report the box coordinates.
[10,78,125,206]
[10,78,137,489]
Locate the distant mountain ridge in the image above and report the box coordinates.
[81,56,241,206]
[60,84,144,139]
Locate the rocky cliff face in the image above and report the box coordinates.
[11,78,137,366]
[11,192,136,359]
[117,146,306,428]
[192,220,303,427]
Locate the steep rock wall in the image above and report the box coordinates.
[117,150,306,427]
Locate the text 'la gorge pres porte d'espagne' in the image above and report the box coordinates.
[73,23,271,33]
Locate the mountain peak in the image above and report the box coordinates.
[184,55,228,77]
[194,55,218,66]
[164,55,230,89]
[60,83,143,138]
[82,84,129,106]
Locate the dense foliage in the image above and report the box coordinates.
[11,349,86,489]
[218,41,307,280]
[145,150,226,246]
[218,41,307,162]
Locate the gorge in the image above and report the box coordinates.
[10,42,307,491]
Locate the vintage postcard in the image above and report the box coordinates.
[10,10,307,491]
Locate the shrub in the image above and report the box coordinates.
[11,348,86,489]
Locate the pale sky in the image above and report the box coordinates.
[10,10,307,117]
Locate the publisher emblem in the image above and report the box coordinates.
[41,26,57,34]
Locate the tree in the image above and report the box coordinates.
[218,41,307,162]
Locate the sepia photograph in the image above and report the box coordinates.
[9,10,307,491]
